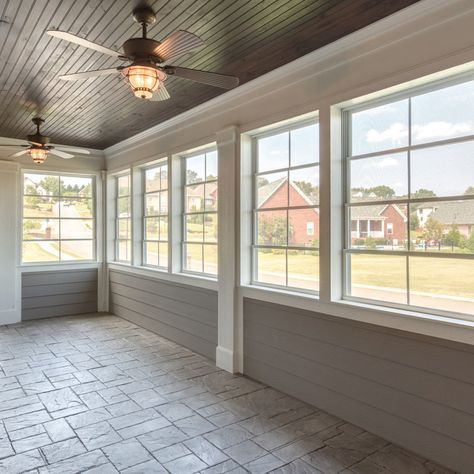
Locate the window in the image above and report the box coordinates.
[182,149,218,275]
[22,173,95,263]
[252,121,320,292]
[143,162,168,269]
[344,78,474,316]
[115,173,131,263]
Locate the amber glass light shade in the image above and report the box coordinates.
[124,66,161,99]
[29,148,48,164]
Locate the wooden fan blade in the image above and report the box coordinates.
[11,150,28,157]
[154,30,204,62]
[0,138,29,146]
[150,84,171,101]
[49,149,74,159]
[50,145,91,155]
[168,66,239,89]
[47,30,120,57]
[59,68,119,81]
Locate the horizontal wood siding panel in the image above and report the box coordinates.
[109,270,218,359]
[109,270,217,312]
[111,303,215,360]
[22,269,98,320]
[244,355,474,474]
[109,280,216,327]
[22,302,98,320]
[243,298,474,473]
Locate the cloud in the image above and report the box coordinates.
[375,156,400,167]
[412,121,474,141]
[366,123,408,144]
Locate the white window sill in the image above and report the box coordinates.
[240,284,474,346]
[21,262,101,272]
[107,262,218,291]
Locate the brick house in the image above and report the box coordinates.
[258,178,319,246]
[351,204,407,244]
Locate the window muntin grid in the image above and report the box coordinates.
[343,77,474,317]
[143,162,169,269]
[182,149,218,276]
[22,173,95,263]
[252,121,320,293]
[115,173,131,263]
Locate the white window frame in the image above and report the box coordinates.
[21,170,97,265]
[181,147,218,278]
[114,172,132,264]
[342,73,474,320]
[250,118,320,295]
[142,159,169,270]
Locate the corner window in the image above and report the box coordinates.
[344,78,474,316]
[182,149,218,276]
[115,173,131,263]
[252,121,320,292]
[143,162,169,269]
[22,173,95,263]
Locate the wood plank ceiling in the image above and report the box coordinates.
[0,0,419,149]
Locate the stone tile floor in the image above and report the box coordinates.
[0,314,454,474]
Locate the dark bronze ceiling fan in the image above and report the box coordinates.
[0,117,90,164]
[47,5,239,101]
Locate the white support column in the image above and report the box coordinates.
[216,126,242,373]
[0,161,21,324]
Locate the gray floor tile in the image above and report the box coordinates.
[102,439,152,470]
[0,315,453,474]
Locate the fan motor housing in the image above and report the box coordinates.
[27,133,50,145]
[122,38,161,61]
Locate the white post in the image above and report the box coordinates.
[0,161,21,324]
[216,126,241,373]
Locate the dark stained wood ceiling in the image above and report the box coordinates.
[0,0,419,149]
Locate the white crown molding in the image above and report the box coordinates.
[105,0,474,159]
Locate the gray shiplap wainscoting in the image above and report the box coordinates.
[22,269,98,320]
[109,269,218,360]
[243,298,474,473]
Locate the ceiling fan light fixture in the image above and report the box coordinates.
[29,147,48,164]
[123,65,165,99]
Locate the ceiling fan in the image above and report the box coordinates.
[0,117,90,164]
[47,5,239,101]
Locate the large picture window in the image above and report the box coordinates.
[115,173,131,263]
[344,78,474,316]
[143,161,168,269]
[182,149,218,276]
[252,121,320,292]
[22,173,95,263]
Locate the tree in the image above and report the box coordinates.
[369,185,395,199]
[422,217,444,244]
[464,185,474,195]
[466,231,474,254]
[444,226,461,249]
[258,215,292,245]
[412,188,436,199]
[410,212,420,231]
[40,176,60,195]
[294,181,319,201]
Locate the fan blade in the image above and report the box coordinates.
[168,66,239,89]
[154,30,204,62]
[0,144,27,147]
[59,68,119,81]
[50,149,74,159]
[0,138,28,146]
[50,145,90,155]
[150,84,171,101]
[47,30,120,57]
[11,150,28,157]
